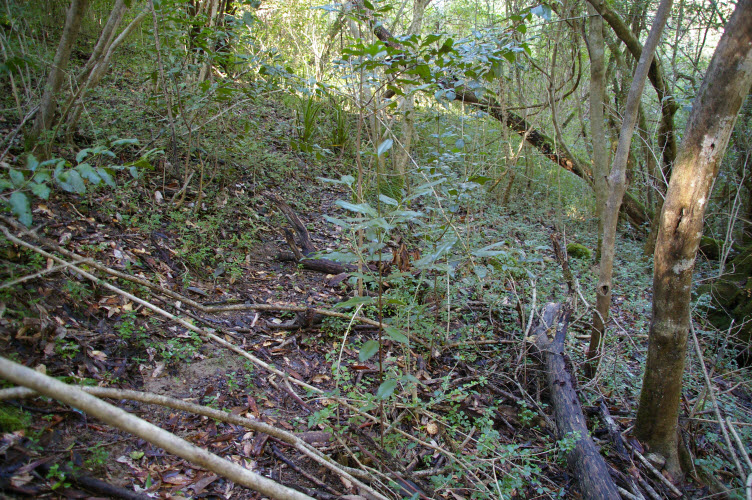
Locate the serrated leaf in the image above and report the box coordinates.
[76,148,93,163]
[376,379,398,399]
[377,139,393,157]
[9,192,31,226]
[384,326,408,344]
[9,169,24,187]
[75,163,102,184]
[26,155,39,172]
[359,340,380,362]
[33,171,51,183]
[56,169,86,194]
[30,182,51,200]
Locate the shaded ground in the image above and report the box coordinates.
[1,100,750,500]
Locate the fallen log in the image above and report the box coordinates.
[264,191,359,274]
[532,303,621,499]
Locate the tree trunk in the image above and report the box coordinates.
[65,5,149,135]
[587,0,678,176]
[586,4,609,262]
[394,0,432,182]
[28,0,89,151]
[634,1,752,479]
[532,303,621,500]
[586,0,673,375]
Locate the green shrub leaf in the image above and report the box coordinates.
[376,379,398,399]
[9,192,31,226]
[359,340,380,362]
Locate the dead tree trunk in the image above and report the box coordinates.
[531,303,621,500]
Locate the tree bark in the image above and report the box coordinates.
[28,0,89,150]
[634,1,752,479]
[586,4,609,262]
[532,303,621,500]
[586,0,673,375]
[65,5,149,135]
[587,0,678,176]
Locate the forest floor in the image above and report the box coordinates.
[1,96,750,500]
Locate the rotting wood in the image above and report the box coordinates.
[531,302,621,500]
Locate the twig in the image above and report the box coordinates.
[270,444,343,496]
[623,439,683,497]
[726,418,752,472]
[0,385,383,500]
[0,104,39,163]
[0,257,91,289]
[617,486,641,500]
[36,461,151,500]
[0,357,314,500]
[691,322,746,482]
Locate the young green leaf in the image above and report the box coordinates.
[377,139,393,157]
[359,340,380,362]
[9,169,24,187]
[335,200,376,216]
[334,295,376,310]
[376,379,398,399]
[9,192,32,226]
[30,182,51,200]
[384,326,408,344]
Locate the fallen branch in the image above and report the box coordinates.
[0,357,314,500]
[531,302,621,499]
[0,224,458,495]
[0,385,381,499]
[35,461,150,500]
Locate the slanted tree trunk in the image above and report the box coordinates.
[634,2,752,479]
[587,0,673,375]
[28,0,89,151]
[65,3,149,135]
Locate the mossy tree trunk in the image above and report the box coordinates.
[634,2,752,479]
